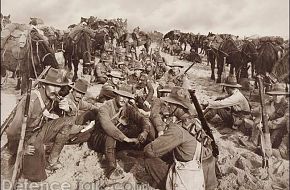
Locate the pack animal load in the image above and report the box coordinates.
[1,23,31,71]
[259,36,284,45]
[68,25,95,42]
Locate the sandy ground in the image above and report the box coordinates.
[1,44,289,190]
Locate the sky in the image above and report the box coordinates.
[2,0,289,38]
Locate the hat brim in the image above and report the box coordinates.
[266,91,289,95]
[158,89,172,93]
[168,65,184,68]
[220,83,242,88]
[68,84,86,94]
[161,96,195,112]
[113,90,134,99]
[107,74,124,79]
[38,79,69,86]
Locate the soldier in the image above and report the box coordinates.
[104,36,113,54]
[138,48,148,62]
[4,68,70,181]
[134,72,155,112]
[96,70,125,103]
[203,74,251,129]
[127,62,145,85]
[144,87,218,190]
[152,48,162,63]
[157,63,189,97]
[87,88,155,180]
[154,59,168,80]
[94,53,113,84]
[115,46,125,63]
[251,83,289,159]
[45,79,98,170]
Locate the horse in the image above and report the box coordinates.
[269,47,289,84]
[117,32,151,54]
[239,40,258,78]
[254,41,279,77]
[0,13,11,30]
[64,25,95,81]
[1,23,59,93]
[216,37,243,83]
[39,26,59,50]
[163,30,181,41]
[179,32,189,51]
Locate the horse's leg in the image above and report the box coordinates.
[216,55,224,83]
[210,54,215,80]
[15,77,21,91]
[72,58,79,82]
[251,61,255,78]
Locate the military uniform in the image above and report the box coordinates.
[5,68,70,181]
[144,87,218,190]
[94,59,112,84]
[204,75,251,129]
[88,97,155,178]
[47,79,99,167]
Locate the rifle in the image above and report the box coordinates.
[10,78,33,190]
[1,66,51,137]
[188,89,219,157]
[257,75,272,177]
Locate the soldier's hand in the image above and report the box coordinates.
[158,131,164,137]
[124,137,139,144]
[143,101,151,109]
[81,120,95,133]
[59,99,70,112]
[24,145,35,156]
[138,131,148,143]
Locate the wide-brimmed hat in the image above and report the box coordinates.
[101,85,117,99]
[161,87,196,115]
[141,48,146,52]
[134,62,145,71]
[266,83,289,96]
[38,68,70,86]
[113,87,135,99]
[221,74,242,88]
[69,79,89,94]
[158,88,172,94]
[107,70,124,79]
[167,63,184,68]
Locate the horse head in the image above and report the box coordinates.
[241,40,258,61]
[1,14,11,29]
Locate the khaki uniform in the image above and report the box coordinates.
[144,117,218,190]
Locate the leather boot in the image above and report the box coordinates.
[104,137,124,180]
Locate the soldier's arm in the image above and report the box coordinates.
[144,124,183,158]
[98,106,127,142]
[144,81,154,103]
[79,99,98,111]
[208,92,241,109]
[126,103,150,134]
[150,98,166,132]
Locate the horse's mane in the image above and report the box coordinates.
[255,42,278,75]
[271,48,289,82]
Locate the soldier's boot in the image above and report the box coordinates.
[104,137,124,180]
[47,129,69,171]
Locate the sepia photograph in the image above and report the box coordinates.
[1,0,289,189]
